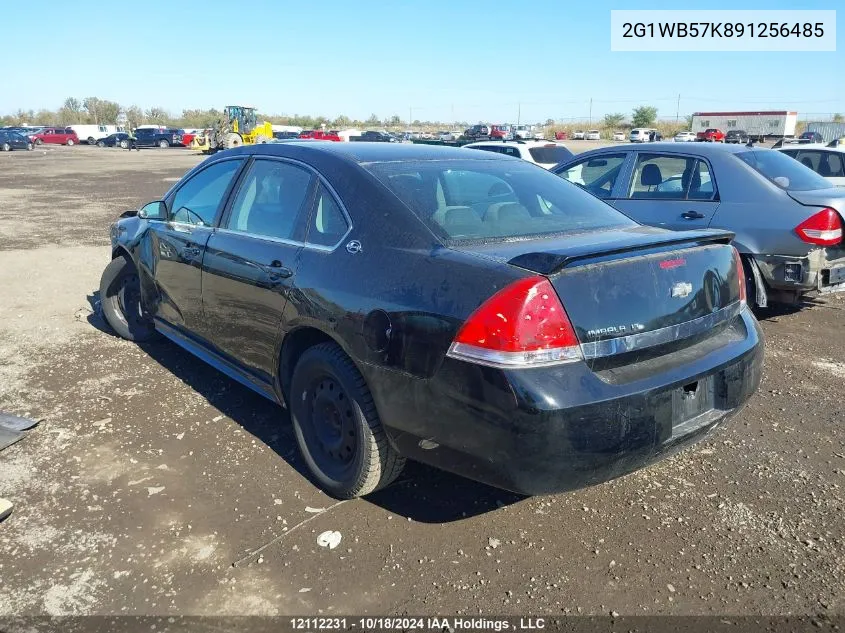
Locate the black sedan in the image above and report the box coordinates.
[724,130,749,144]
[0,130,34,151]
[97,133,131,148]
[100,143,763,498]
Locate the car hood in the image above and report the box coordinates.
[787,188,845,213]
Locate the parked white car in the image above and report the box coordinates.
[572,130,585,140]
[463,140,574,169]
[776,145,845,187]
[612,131,626,141]
[630,128,655,143]
[585,130,601,141]
[674,131,696,142]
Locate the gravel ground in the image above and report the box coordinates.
[0,144,843,618]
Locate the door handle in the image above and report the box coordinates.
[266,260,293,279]
[183,246,201,258]
[681,211,705,220]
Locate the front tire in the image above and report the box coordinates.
[1,142,9,152]
[26,143,33,151]
[158,139,170,148]
[35,138,43,145]
[97,141,106,147]
[119,140,129,149]
[290,342,405,499]
[99,255,159,342]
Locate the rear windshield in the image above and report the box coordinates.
[736,150,831,192]
[365,159,636,242]
[528,145,574,165]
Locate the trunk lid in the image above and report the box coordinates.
[453,226,742,366]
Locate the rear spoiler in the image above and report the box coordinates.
[507,230,735,276]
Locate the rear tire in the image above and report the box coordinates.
[99,255,159,342]
[88,137,96,145]
[290,342,405,499]
[1,143,9,152]
[26,143,33,151]
[66,139,75,146]
[119,140,129,149]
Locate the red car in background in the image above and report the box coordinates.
[33,127,79,146]
[696,128,725,142]
[490,124,513,140]
[299,130,342,142]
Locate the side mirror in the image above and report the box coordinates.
[138,200,167,220]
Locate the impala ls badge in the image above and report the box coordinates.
[671,281,693,299]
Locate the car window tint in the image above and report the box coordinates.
[528,145,574,165]
[367,159,635,241]
[170,159,244,226]
[795,151,821,172]
[629,154,703,200]
[306,184,349,247]
[226,159,313,240]
[470,145,502,155]
[555,153,626,199]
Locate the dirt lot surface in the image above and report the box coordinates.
[0,144,843,617]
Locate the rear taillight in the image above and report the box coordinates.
[795,208,843,247]
[732,247,747,307]
[447,276,582,368]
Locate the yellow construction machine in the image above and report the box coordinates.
[190,105,273,153]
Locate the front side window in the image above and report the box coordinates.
[555,153,626,199]
[367,159,635,241]
[170,159,244,226]
[628,154,716,201]
[226,159,313,240]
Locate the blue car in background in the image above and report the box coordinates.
[0,130,34,151]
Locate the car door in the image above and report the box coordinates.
[200,158,316,383]
[554,152,630,201]
[611,152,720,230]
[146,157,246,333]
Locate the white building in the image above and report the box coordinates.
[691,111,798,139]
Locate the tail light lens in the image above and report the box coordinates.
[795,208,842,247]
[447,276,582,368]
[732,247,747,307]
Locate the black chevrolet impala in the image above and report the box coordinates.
[101,142,763,498]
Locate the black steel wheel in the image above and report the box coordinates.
[290,342,405,498]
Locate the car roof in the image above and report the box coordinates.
[229,140,515,164]
[776,143,845,154]
[464,140,561,148]
[580,141,756,157]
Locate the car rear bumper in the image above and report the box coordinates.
[754,251,845,295]
[366,308,763,495]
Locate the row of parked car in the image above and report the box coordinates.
[0,125,201,151]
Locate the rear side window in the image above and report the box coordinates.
[366,159,635,241]
[226,159,313,240]
[555,153,626,199]
[628,154,716,201]
[306,184,349,247]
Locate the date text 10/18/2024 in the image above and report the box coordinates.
[290,617,547,631]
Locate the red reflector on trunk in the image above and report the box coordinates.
[659,258,686,270]
[448,277,582,368]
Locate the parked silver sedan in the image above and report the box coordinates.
[553,142,845,307]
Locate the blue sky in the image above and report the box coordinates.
[1,0,842,123]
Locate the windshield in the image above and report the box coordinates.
[737,150,832,191]
[528,145,574,165]
[365,159,636,241]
